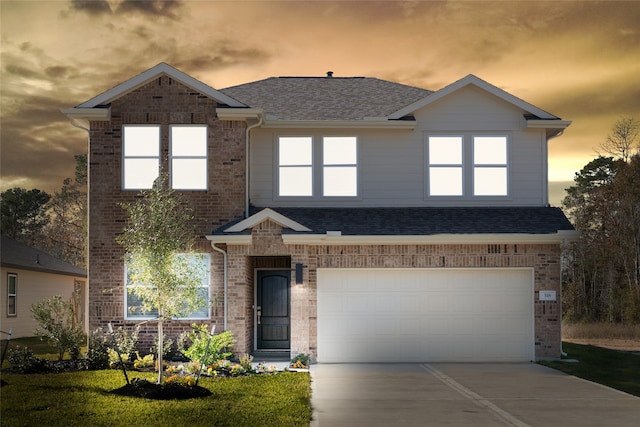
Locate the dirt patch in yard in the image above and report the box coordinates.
[564,339,640,353]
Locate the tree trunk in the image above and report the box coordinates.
[157,314,164,384]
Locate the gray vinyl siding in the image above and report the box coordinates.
[249,86,548,208]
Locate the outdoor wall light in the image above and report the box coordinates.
[295,263,305,284]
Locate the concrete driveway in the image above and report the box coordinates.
[310,363,640,426]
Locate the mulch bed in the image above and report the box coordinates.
[111,378,211,400]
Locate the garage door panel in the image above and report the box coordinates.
[318,269,533,363]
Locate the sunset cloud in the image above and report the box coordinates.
[1,0,638,206]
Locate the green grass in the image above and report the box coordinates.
[0,370,311,427]
[539,341,640,397]
[1,337,312,426]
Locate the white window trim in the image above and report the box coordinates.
[122,124,161,190]
[427,135,465,197]
[425,133,511,200]
[276,135,360,199]
[322,136,359,197]
[472,135,509,197]
[124,254,211,320]
[7,273,16,317]
[169,125,208,191]
[277,136,314,197]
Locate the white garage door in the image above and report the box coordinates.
[317,268,534,363]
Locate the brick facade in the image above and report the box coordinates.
[86,73,564,361]
[87,76,245,345]
[220,220,562,360]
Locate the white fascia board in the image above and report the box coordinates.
[224,208,311,233]
[76,63,246,108]
[206,235,252,245]
[216,108,263,120]
[259,119,416,130]
[60,107,111,120]
[282,230,579,245]
[388,74,558,120]
[526,119,573,129]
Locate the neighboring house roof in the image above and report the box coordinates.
[0,236,86,277]
[220,76,433,121]
[212,207,576,241]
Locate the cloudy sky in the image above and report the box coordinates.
[1,0,639,205]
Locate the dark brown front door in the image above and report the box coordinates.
[257,270,291,349]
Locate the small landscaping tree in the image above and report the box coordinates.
[31,295,85,360]
[116,175,207,383]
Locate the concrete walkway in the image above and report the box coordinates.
[310,363,640,427]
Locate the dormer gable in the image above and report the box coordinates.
[388,74,571,137]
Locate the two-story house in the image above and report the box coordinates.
[63,63,576,363]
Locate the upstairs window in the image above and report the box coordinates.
[323,137,358,196]
[7,273,16,316]
[123,126,160,190]
[277,136,359,198]
[473,136,508,196]
[278,137,313,196]
[428,136,463,196]
[426,134,509,198]
[170,126,208,190]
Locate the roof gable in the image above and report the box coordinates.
[223,208,311,233]
[76,63,246,108]
[388,74,558,120]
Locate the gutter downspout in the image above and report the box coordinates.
[210,243,228,331]
[245,116,263,218]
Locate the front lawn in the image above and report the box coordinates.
[0,369,311,427]
[538,341,640,397]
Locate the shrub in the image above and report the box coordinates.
[239,353,254,372]
[150,335,174,360]
[107,348,130,368]
[181,324,235,366]
[291,353,310,368]
[31,295,85,360]
[7,345,51,373]
[109,325,139,360]
[85,329,109,370]
[133,352,154,369]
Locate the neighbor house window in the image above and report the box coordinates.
[473,136,508,196]
[323,137,358,196]
[125,253,210,320]
[7,274,17,316]
[123,125,160,189]
[278,137,313,196]
[428,136,463,196]
[170,125,208,190]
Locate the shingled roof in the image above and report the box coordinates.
[214,207,575,236]
[1,236,86,277]
[220,76,433,121]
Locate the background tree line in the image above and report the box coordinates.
[563,117,640,323]
[1,155,87,269]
